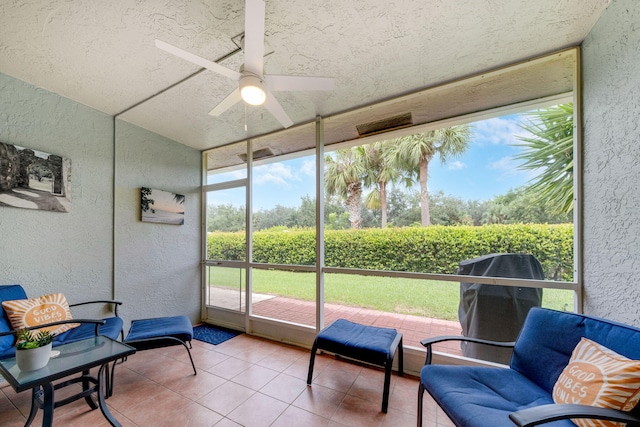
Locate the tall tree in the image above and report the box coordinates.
[386,189,421,227]
[515,103,574,215]
[297,195,316,228]
[485,187,572,224]
[324,194,350,229]
[207,203,245,232]
[360,141,405,228]
[428,191,474,225]
[324,147,366,228]
[391,125,472,226]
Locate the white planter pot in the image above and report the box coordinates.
[16,343,52,371]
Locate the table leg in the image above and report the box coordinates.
[97,363,121,427]
[81,369,99,410]
[25,386,41,426]
[41,382,54,427]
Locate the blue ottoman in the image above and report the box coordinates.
[307,319,403,413]
[124,315,196,376]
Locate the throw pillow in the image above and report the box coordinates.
[2,293,79,337]
[552,337,640,427]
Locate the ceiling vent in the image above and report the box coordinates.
[356,112,414,137]
[238,147,274,162]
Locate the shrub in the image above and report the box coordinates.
[207,224,573,281]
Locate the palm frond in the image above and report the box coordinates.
[514,103,574,214]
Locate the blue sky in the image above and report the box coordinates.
[426,114,536,202]
[211,113,537,210]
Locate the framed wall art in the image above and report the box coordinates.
[140,187,185,225]
[0,142,71,212]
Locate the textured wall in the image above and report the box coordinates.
[582,0,640,324]
[0,71,202,327]
[114,120,201,330]
[0,73,115,303]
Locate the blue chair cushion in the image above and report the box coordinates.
[55,316,124,344]
[511,308,640,394]
[0,285,28,355]
[315,319,399,366]
[0,284,124,359]
[421,364,574,427]
[419,308,640,426]
[0,317,124,359]
[125,315,193,342]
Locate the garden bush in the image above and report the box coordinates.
[207,224,573,281]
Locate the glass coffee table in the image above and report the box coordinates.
[0,335,136,427]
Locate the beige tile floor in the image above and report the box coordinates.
[0,334,455,427]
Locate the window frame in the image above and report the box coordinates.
[200,48,582,370]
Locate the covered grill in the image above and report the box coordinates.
[457,253,544,364]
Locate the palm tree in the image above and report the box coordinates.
[391,125,472,226]
[324,147,366,229]
[173,193,185,205]
[361,141,405,228]
[141,187,155,213]
[515,103,574,215]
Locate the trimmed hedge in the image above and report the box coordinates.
[207,224,574,281]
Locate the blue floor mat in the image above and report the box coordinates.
[193,324,242,345]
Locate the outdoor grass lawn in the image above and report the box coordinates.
[209,268,574,321]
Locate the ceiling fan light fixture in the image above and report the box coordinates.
[240,74,266,106]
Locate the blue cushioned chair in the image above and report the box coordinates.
[418,308,640,427]
[123,315,196,378]
[0,284,123,359]
[307,319,403,413]
[0,284,125,400]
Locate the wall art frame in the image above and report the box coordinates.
[0,142,71,213]
[140,187,185,225]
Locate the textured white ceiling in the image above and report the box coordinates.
[0,0,610,151]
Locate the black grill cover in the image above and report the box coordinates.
[458,253,544,364]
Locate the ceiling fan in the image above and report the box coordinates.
[155,0,335,129]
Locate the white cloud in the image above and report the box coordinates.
[472,116,531,147]
[208,169,246,183]
[489,156,517,171]
[300,159,316,177]
[488,156,538,183]
[448,161,466,170]
[254,162,296,187]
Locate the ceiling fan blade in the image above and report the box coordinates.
[243,0,265,76]
[155,39,241,81]
[265,75,336,92]
[208,88,242,116]
[264,91,293,128]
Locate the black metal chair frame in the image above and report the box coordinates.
[122,335,196,375]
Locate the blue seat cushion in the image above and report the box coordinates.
[125,315,193,342]
[511,308,640,394]
[315,319,400,366]
[0,284,124,359]
[0,347,13,358]
[0,285,28,355]
[421,364,574,427]
[55,316,123,344]
[0,317,124,359]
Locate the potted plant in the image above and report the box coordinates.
[15,329,55,371]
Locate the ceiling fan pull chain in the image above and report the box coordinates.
[244,104,248,132]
